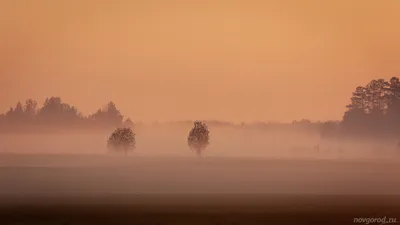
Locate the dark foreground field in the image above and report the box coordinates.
[1,194,400,225]
[1,154,400,225]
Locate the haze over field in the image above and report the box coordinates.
[0,126,398,161]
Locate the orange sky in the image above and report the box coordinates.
[1,0,400,122]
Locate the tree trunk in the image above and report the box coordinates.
[196,148,202,157]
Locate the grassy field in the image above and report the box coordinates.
[1,154,399,224]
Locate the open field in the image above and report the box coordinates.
[1,153,400,195]
[1,154,400,224]
[1,194,400,225]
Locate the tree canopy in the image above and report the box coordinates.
[342,77,400,138]
[107,127,136,154]
[188,121,210,156]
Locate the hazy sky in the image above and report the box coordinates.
[1,0,400,122]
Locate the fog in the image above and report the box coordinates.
[1,125,400,197]
[1,124,399,159]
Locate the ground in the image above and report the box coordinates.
[1,154,399,225]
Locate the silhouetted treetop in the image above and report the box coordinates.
[36,97,81,124]
[123,118,134,128]
[24,99,37,116]
[89,101,124,128]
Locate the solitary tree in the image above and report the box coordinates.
[107,128,136,155]
[188,121,210,156]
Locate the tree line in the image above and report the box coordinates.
[1,76,400,139]
[0,97,133,132]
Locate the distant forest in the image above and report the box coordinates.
[0,97,133,132]
[1,77,400,139]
